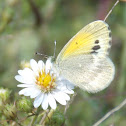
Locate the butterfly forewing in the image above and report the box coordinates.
[56,20,112,63]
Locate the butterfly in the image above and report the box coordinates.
[55,20,115,93]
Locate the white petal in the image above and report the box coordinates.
[19,87,40,97]
[41,94,48,110]
[34,93,44,108]
[56,80,74,92]
[15,74,34,84]
[66,83,74,90]
[52,91,66,105]
[56,82,74,94]
[17,84,34,87]
[48,93,56,109]
[18,70,23,75]
[61,92,70,101]
[63,89,74,94]
[57,77,74,86]
[38,60,44,72]
[18,68,33,77]
[30,59,39,76]
[45,58,52,74]
[56,83,64,89]
[19,88,33,96]
[56,77,63,81]
[59,79,74,89]
[15,75,26,83]
[18,68,35,81]
[30,88,41,98]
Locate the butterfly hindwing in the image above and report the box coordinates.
[56,54,115,93]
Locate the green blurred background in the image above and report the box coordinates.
[0,0,126,125]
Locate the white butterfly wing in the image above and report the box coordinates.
[56,54,115,93]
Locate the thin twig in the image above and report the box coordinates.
[93,98,126,126]
[39,109,50,125]
[28,0,43,26]
[104,0,119,21]
[64,93,77,115]
[40,109,54,125]
[29,108,40,126]
[20,113,36,122]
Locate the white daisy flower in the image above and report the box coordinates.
[15,58,74,110]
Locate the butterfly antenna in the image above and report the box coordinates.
[104,0,119,21]
[35,52,48,59]
[53,40,57,59]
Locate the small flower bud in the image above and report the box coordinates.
[17,97,33,113]
[50,110,65,126]
[20,60,30,69]
[0,88,11,103]
[3,104,16,120]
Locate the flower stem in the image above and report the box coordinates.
[36,109,50,123]
[29,108,40,126]
[39,109,54,125]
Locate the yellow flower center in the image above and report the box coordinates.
[36,70,56,92]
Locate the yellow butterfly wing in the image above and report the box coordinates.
[56,20,112,63]
[55,20,115,93]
